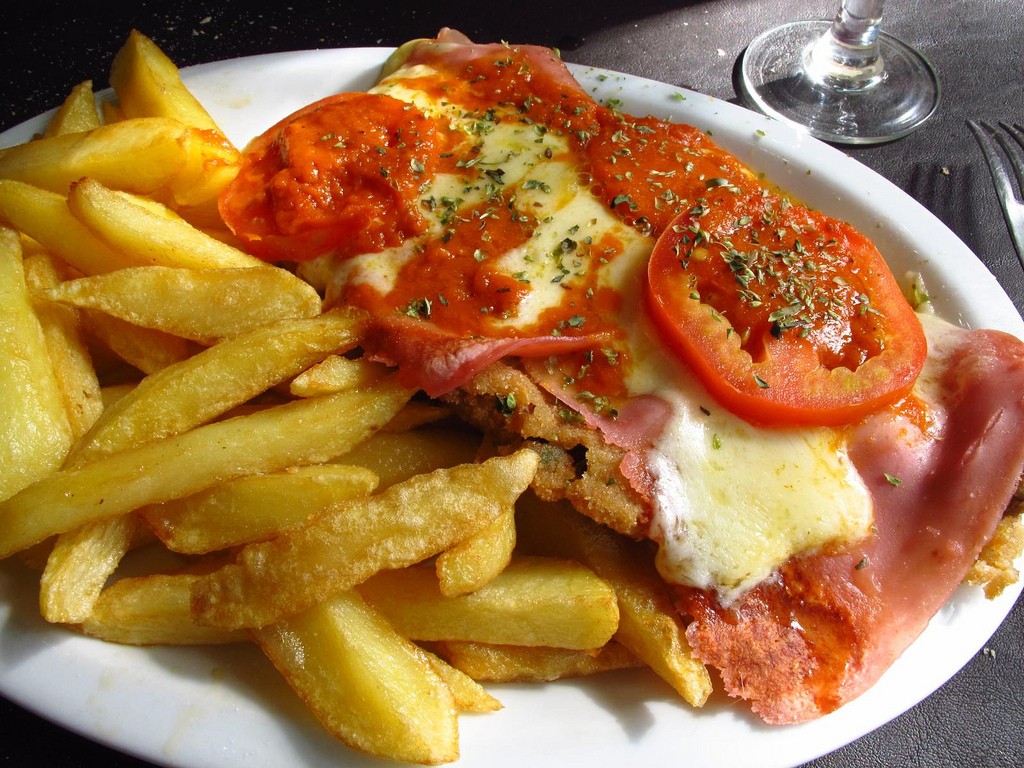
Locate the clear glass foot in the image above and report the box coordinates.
[738,17,940,145]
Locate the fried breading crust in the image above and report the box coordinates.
[965,482,1024,598]
[440,361,651,538]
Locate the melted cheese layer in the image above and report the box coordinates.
[647,395,873,604]
[621,311,875,604]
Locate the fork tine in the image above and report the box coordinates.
[968,119,1024,269]
[996,121,1024,194]
[969,120,1018,205]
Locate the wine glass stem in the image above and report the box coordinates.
[806,0,888,91]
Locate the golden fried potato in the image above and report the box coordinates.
[421,649,503,713]
[66,178,262,270]
[83,572,249,645]
[140,464,379,553]
[44,265,321,343]
[289,355,388,397]
[516,493,712,706]
[0,115,239,209]
[109,30,221,132]
[438,640,642,683]
[359,555,619,650]
[334,426,481,489]
[190,449,540,630]
[39,515,139,623]
[0,227,72,502]
[0,117,191,195]
[22,251,103,439]
[435,506,516,596]
[0,181,142,274]
[81,309,196,374]
[43,80,101,137]
[253,589,460,765]
[0,378,412,558]
[70,308,369,464]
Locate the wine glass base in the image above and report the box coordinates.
[739,20,940,145]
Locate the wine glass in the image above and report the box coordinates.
[737,0,940,144]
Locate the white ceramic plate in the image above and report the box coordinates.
[1,47,1022,768]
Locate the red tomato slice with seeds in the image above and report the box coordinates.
[645,190,927,427]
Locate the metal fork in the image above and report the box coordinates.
[968,120,1024,269]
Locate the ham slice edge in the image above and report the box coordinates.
[678,314,1024,724]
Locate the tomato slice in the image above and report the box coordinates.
[218,92,449,263]
[645,189,927,427]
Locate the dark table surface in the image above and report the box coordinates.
[2,1,1022,766]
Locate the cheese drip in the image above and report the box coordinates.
[626,319,875,605]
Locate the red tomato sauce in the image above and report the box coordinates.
[219,92,462,262]
[342,197,536,331]
[583,111,751,238]
[219,42,922,421]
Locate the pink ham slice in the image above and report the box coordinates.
[362,316,611,398]
[521,356,672,504]
[678,315,1024,724]
[393,27,590,102]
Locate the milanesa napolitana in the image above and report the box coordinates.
[217,28,1024,724]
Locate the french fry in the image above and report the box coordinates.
[109,30,222,132]
[438,640,642,683]
[43,80,102,138]
[515,493,713,707]
[66,178,263,270]
[100,101,125,124]
[0,227,73,501]
[100,382,137,408]
[0,117,192,195]
[289,354,388,397]
[0,180,140,274]
[44,265,321,343]
[15,246,110,628]
[69,308,368,464]
[421,649,503,713]
[107,30,242,207]
[82,572,249,645]
[81,309,196,374]
[164,128,241,208]
[39,515,139,623]
[0,116,240,209]
[379,401,453,432]
[335,426,481,489]
[22,251,103,439]
[31,254,148,624]
[140,464,379,553]
[253,590,460,765]
[0,378,413,558]
[190,449,540,630]
[435,506,516,596]
[358,555,619,650]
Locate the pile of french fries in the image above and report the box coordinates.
[0,31,711,765]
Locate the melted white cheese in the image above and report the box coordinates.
[327,239,420,297]
[492,161,648,329]
[615,254,874,606]
[646,384,873,605]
